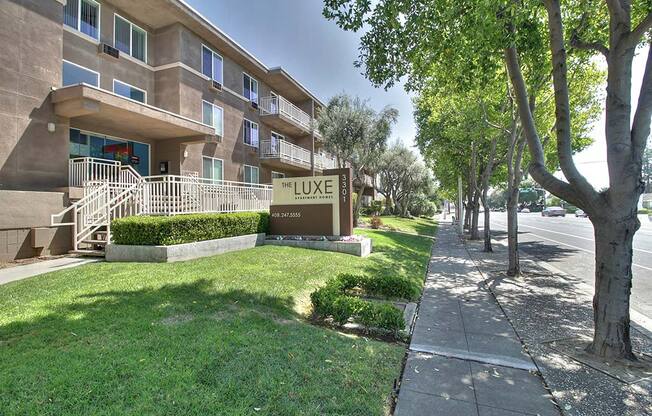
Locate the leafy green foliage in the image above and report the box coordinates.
[112,212,270,245]
[310,272,417,334]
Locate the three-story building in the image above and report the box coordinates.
[0,0,334,260]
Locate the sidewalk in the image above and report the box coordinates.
[0,256,100,286]
[395,223,559,416]
[464,232,652,416]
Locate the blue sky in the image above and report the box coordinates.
[186,0,416,147]
[188,0,649,191]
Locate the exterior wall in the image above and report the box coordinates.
[0,0,326,260]
[0,0,69,191]
[0,190,71,261]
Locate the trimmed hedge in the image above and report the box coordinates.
[337,273,419,300]
[310,273,410,334]
[112,212,270,246]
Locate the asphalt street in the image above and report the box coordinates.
[488,212,652,320]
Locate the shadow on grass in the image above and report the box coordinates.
[357,229,435,298]
[0,278,402,415]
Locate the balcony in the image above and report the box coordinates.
[260,138,312,171]
[259,95,320,138]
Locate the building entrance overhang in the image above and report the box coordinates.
[52,84,215,141]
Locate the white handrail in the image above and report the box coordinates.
[55,158,275,251]
[259,95,312,131]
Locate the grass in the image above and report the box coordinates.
[0,228,434,416]
[361,215,438,237]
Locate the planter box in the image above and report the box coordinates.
[264,237,372,257]
[106,233,265,263]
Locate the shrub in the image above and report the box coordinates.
[360,274,418,300]
[370,216,383,229]
[370,200,383,215]
[409,194,437,217]
[112,212,270,245]
[310,273,414,335]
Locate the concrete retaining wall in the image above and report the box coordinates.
[106,234,373,262]
[264,238,372,257]
[106,233,265,263]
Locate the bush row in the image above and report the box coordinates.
[336,273,419,301]
[112,212,270,246]
[310,273,416,334]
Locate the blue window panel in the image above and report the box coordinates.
[63,61,98,87]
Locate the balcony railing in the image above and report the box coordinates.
[259,95,313,132]
[316,153,337,170]
[260,138,312,168]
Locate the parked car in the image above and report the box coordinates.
[520,208,531,213]
[575,209,588,218]
[542,207,566,217]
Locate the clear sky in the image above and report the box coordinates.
[189,0,648,190]
[186,0,416,148]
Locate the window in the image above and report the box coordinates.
[68,128,150,176]
[270,131,284,153]
[63,60,99,87]
[64,0,100,40]
[201,45,223,84]
[271,171,285,180]
[243,73,258,103]
[114,15,147,63]
[202,157,224,181]
[113,80,146,103]
[243,119,259,147]
[244,165,259,184]
[202,101,224,136]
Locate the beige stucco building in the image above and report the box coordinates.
[0,0,333,261]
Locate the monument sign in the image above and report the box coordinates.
[269,168,353,236]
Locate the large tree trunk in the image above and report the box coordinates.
[587,215,640,359]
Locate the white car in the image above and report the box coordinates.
[575,209,588,218]
[520,208,530,213]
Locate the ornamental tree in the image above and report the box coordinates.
[323,0,650,359]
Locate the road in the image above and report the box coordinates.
[488,212,652,320]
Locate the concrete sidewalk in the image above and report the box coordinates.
[0,257,100,286]
[395,223,559,416]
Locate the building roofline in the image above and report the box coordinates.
[175,0,324,107]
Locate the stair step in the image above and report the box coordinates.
[70,249,106,257]
[82,239,107,245]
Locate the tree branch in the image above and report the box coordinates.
[543,0,597,199]
[606,0,628,24]
[570,31,609,57]
[504,46,580,206]
[632,43,652,157]
[627,12,652,48]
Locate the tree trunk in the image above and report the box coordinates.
[587,216,640,359]
[353,183,366,227]
[482,198,492,252]
[470,190,481,240]
[506,195,520,276]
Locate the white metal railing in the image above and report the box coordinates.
[142,176,272,215]
[260,139,312,168]
[259,95,313,131]
[316,153,337,170]
[69,157,121,187]
[54,158,273,248]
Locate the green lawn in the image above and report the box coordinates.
[361,215,438,237]
[0,228,434,416]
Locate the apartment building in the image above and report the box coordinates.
[0,0,334,261]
